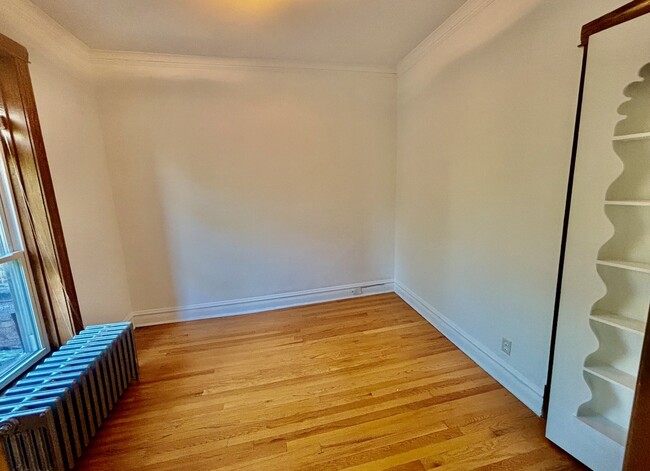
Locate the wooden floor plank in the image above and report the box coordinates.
[76,293,583,470]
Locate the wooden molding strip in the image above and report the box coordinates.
[581,0,650,46]
[0,33,28,62]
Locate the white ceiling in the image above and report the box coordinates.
[30,0,467,68]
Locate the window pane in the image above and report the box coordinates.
[0,260,46,382]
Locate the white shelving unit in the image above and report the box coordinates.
[546,16,650,471]
[584,364,637,390]
[577,118,650,452]
[591,310,646,334]
[578,414,628,446]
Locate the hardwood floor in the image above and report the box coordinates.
[77,293,583,470]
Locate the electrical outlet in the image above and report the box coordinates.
[501,338,512,356]
[352,287,363,296]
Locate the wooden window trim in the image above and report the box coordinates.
[0,32,82,347]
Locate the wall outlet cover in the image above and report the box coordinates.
[502,338,512,356]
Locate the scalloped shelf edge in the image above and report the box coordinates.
[612,131,650,141]
[596,260,650,274]
[591,310,646,334]
[604,200,650,206]
[584,364,636,390]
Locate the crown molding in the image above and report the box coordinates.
[2,0,494,78]
[397,0,498,75]
[0,0,92,75]
[91,50,397,76]
[1,0,395,78]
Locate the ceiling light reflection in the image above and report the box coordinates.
[194,0,304,20]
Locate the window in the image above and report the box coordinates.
[0,33,82,368]
[0,139,49,389]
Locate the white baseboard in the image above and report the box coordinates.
[127,277,543,416]
[394,282,544,416]
[128,280,394,328]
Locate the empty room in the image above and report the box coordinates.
[0,0,648,469]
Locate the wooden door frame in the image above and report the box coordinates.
[545,1,650,469]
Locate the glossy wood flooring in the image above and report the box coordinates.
[77,293,583,470]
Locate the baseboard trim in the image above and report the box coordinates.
[128,280,394,328]
[395,281,544,415]
[128,278,544,415]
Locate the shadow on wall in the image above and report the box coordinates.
[99,70,395,313]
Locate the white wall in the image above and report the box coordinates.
[2,0,633,419]
[95,66,396,314]
[0,12,133,326]
[395,0,622,412]
[29,54,132,325]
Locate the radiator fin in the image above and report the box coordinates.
[0,323,138,470]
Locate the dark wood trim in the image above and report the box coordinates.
[580,0,650,46]
[625,306,650,469]
[14,50,83,335]
[0,33,82,345]
[543,44,589,418]
[0,34,28,63]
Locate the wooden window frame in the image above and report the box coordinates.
[0,32,82,348]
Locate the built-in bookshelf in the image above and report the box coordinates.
[576,68,650,448]
[591,309,646,334]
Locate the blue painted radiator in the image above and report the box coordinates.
[0,322,139,470]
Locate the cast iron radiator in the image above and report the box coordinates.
[0,322,139,470]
